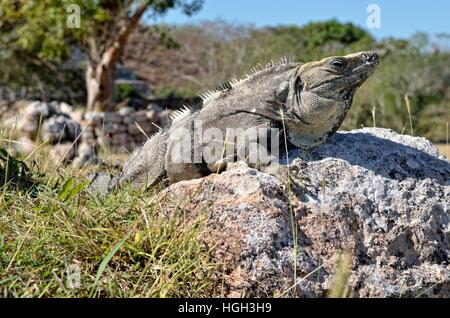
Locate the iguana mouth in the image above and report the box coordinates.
[306,56,378,91]
[350,61,378,75]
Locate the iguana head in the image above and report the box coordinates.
[285,51,379,149]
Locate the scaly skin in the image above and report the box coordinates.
[90,51,379,192]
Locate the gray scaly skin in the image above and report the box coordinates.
[90,51,379,192]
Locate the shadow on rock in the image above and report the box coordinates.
[290,128,450,185]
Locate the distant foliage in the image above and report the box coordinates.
[123,20,449,142]
[0,0,203,107]
[1,12,448,141]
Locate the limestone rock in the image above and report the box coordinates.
[49,142,76,163]
[145,109,158,122]
[72,141,99,168]
[103,112,123,124]
[159,128,450,297]
[40,115,81,144]
[10,137,35,156]
[59,102,74,114]
[118,107,134,116]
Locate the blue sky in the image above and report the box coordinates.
[153,0,450,39]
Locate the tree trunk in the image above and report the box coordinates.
[86,53,116,112]
[85,3,149,112]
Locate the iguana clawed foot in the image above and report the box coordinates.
[86,172,113,195]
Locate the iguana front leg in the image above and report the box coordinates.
[225,133,310,196]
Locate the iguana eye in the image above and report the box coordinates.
[330,59,345,67]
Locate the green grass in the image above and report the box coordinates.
[0,147,220,298]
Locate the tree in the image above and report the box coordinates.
[0,0,203,111]
[0,0,83,101]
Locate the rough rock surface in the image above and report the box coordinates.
[72,141,99,168]
[40,114,81,144]
[20,101,81,143]
[160,128,449,297]
[49,142,76,163]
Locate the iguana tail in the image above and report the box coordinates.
[115,130,168,189]
[88,130,168,194]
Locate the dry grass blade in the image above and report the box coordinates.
[404,94,414,136]
[328,251,352,298]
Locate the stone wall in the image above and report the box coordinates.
[83,104,168,152]
[1,100,170,166]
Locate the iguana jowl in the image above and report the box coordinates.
[92,51,379,192]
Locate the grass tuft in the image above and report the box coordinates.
[0,148,219,298]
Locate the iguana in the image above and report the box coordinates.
[90,51,379,193]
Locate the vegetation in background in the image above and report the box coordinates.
[0,0,203,111]
[123,20,449,142]
[1,8,448,140]
[114,83,142,102]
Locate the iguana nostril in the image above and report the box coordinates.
[363,52,379,63]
